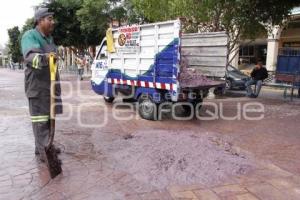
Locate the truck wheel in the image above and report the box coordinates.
[122,98,137,103]
[103,96,115,103]
[138,94,157,120]
[182,100,203,116]
[214,86,225,96]
[182,105,193,116]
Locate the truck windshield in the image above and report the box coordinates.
[96,41,107,60]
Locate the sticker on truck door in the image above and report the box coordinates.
[92,43,109,85]
[92,60,108,85]
[95,61,108,70]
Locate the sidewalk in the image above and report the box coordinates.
[226,86,300,103]
[0,68,300,200]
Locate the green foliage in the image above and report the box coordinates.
[15,0,299,54]
[18,18,35,58]
[130,0,206,23]
[130,0,299,36]
[20,18,35,35]
[109,6,127,25]
[76,0,108,34]
[7,26,22,63]
[254,0,299,26]
[122,0,144,24]
[8,0,145,57]
[44,0,136,48]
[13,0,145,49]
[46,0,87,48]
[130,0,300,61]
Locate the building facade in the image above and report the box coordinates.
[231,7,300,71]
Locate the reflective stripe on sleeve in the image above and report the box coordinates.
[32,55,40,69]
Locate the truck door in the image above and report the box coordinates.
[91,40,108,86]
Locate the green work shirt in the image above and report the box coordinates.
[21,28,60,98]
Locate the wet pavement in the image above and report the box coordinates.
[0,68,300,200]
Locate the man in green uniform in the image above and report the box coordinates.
[21,7,62,162]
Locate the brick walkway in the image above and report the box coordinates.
[0,69,300,200]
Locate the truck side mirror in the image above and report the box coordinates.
[100,53,106,58]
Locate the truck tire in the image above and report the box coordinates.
[122,98,137,103]
[103,96,115,103]
[182,100,203,116]
[214,86,225,96]
[138,94,157,120]
[182,104,193,116]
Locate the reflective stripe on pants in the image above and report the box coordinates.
[31,115,49,123]
[28,97,50,155]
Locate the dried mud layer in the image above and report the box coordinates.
[97,130,257,189]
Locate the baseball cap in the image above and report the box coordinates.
[34,7,54,23]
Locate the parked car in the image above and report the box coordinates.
[225,65,250,90]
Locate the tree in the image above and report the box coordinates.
[20,18,35,36]
[131,0,204,24]
[40,0,143,50]
[7,26,22,63]
[76,0,108,44]
[44,0,122,50]
[207,0,300,63]
[122,0,145,24]
[130,0,300,64]
[45,0,87,49]
[19,18,35,56]
[109,6,127,26]
[76,0,143,48]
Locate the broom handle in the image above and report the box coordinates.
[47,53,57,149]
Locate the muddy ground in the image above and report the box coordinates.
[0,68,300,199]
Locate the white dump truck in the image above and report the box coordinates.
[91,19,228,120]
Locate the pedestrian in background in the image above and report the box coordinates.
[76,56,84,81]
[245,60,268,98]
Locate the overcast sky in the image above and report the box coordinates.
[0,0,43,47]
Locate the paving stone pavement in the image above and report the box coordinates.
[0,69,300,200]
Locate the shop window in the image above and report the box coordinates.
[239,46,254,57]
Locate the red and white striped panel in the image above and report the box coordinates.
[107,78,177,91]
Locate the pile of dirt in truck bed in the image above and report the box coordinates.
[100,130,256,189]
[179,57,223,88]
